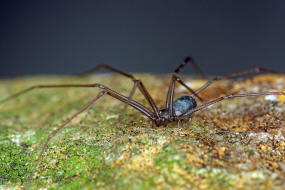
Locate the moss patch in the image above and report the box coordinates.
[0,139,33,184]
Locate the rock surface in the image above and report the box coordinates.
[0,73,284,189]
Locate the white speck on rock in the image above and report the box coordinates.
[241,170,267,180]
[10,134,21,145]
[275,129,285,141]
[248,130,285,143]
[106,114,119,120]
[264,95,278,102]
[248,132,271,143]
[251,86,260,93]
[178,81,191,91]
[24,130,35,139]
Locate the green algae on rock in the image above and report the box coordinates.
[0,74,284,189]
[0,140,33,184]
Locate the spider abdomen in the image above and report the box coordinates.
[173,95,197,116]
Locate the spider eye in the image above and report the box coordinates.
[173,95,197,116]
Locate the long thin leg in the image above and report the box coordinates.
[171,56,206,101]
[175,56,206,78]
[174,74,204,101]
[80,64,139,126]
[0,80,160,119]
[26,88,155,188]
[165,75,202,118]
[83,65,138,124]
[81,60,204,117]
[165,74,204,118]
[26,91,106,188]
[115,80,139,129]
[79,65,142,169]
[79,64,134,78]
[0,83,156,120]
[165,57,206,116]
[165,76,176,117]
[195,67,284,95]
[182,91,285,117]
[80,57,205,78]
[80,58,204,117]
[79,64,160,118]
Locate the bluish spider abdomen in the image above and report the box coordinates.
[173,95,197,116]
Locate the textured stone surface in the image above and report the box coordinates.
[0,73,284,189]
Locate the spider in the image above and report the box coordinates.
[1,56,284,128]
[1,56,285,185]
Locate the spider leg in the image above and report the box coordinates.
[9,83,156,187]
[79,64,134,78]
[81,58,205,118]
[182,91,285,117]
[79,64,161,118]
[165,57,206,117]
[0,78,160,119]
[0,83,156,120]
[80,64,144,128]
[195,67,284,95]
[165,75,203,118]
[115,80,138,129]
[175,56,206,78]
[171,56,206,100]
[165,76,176,117]
[174,74,204,101]
[80,57,205,78]
[25,91,106,188]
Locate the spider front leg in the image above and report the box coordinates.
[165,57,207,117]
[165,75,201,119]
[79,64,135,79]
[175,56,206,78]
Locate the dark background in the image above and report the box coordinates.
[1,0,285,77]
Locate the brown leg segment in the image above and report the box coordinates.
[80,57,205,78]
[174,74,204,101]
[182,91,285,117]
[79,64,160,118]
[165,76,176,117]
[175,56,206,78]
[0,83,156,120]
[115,80,139,128]
[79,64,135,79]
[26,91,106,188]
[195,67,285,95]
[166,57,206,117]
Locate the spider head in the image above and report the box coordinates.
[173,95,197,116]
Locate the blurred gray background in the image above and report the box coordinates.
[1,0,285,77]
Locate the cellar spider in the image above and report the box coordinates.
[0,56,284,186]
[1,56,284,127]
